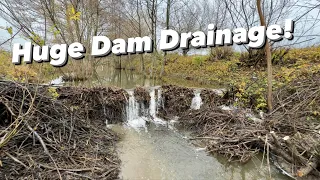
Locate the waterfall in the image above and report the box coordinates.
[126,90,139,121]
[125,90,147,131]
[149,88,156,118]
[123,87,167,131]
[149,88,166,125]
[191,89,203,110]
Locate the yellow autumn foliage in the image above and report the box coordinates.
[0,50,55,82]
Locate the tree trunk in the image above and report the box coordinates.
[136,0,145,73]
[182,49,189,56]
[256,0,273,111]
[161,0,170,77]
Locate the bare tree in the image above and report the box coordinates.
[257,0,273,111]
[160,0,171,76]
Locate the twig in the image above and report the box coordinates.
[25,122,62,180]
[5,152,28,169]
[0,27,22,47]
[38,163,102,172]
[65,171,94,180]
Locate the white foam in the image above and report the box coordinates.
[50,76,64,86]
[127,117,148,131]
[125,90,147,131]
[191,89,203,110]
[149,88,157,118]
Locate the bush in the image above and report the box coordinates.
[209,46,234,61]
[283,46,320,65]
[192,56,207,66]
[271,48,290,65]
[239,49,265,67]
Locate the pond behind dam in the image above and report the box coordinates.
[56,65,221,89]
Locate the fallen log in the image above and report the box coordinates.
[296,158,319,177]
[258,136,294,164]
[283,136,308,165]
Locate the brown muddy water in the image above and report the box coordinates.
[111,123,290,180]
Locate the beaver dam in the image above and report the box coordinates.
[1,74,320,179]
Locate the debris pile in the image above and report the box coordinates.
[158,85,194,119]
[178,73,320,178]
[200,89,229,107]
[0,81,124,179]
[179,107,264,163]
[134,87,150,106]
[57,86,128,123]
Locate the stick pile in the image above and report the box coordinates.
[179,73,320,178]
[0,82,126,179]
[158,85,194,119]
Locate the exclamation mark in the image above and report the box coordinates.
[284,19,294,40]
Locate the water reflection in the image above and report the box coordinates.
[68,65,161,89]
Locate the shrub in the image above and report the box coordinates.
[192,56,207,66]
[239,49,265,67]
[209,46,234,61]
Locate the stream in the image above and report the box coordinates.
[51,68,291,180]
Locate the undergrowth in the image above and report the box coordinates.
[0,50,56,82]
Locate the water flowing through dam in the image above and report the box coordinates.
[109,87,290,180]
[191,89,203,110]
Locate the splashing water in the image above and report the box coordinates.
[149,88,166,125]
[149,88,156,118]
[124,88,168,131]
[191,89,203,110]
[125,90,147,131]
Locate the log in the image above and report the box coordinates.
[258,136,294,164]
[296,158,319,177]
[270,131,282,148]
[283,136,308,165]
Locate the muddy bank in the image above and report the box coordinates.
[0,81,126,179]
